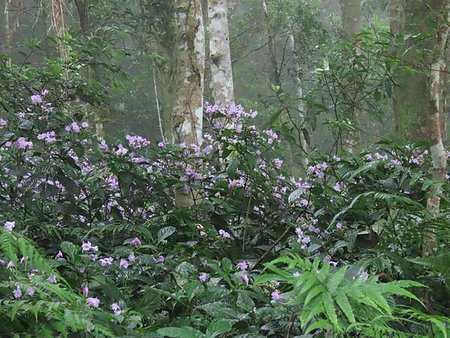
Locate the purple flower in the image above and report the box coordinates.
[55,251,63,259]
[271,290,285,301]
[30,95,42,105]
[273,158,283,169]
[7,261,14,268]
[4,221,15,232]
[13,285,22,299]
[115,144,128,155]
[81,241,98,252]
[82,285,89,297]
[218,229,231,239]
[99,257,113,266]
[41,89,49,96]
[199,272,208,283]
[126,134,150,149]
[119,259,128,269]
[16,137,33,149]
[336,222,343,229]
[65,122,81,133]
[111,303,122,315]
[47,274,57,283]
[0,119,6,127]
[390,159,401,166]
[240,273,250,285]
[81,122,89,129]
[99,139,109,151]
[37,131,56,144]
[154,256,165,264]
[130,237,141,246]
[236,261,248,271]
[87,297,100,308]
[128,253,137,262]
[26,287,34,297]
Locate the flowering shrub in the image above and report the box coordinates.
[0,91,449,336]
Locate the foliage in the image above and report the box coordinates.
[0,68,449,336]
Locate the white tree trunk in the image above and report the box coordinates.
[172,0,205,146]
[289,33,309,167]
[172,0,205,208]
[50,0,69,61]
[424,2,450,255]
[208,0,234,105]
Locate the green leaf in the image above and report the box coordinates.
[327,266,347,292]
[157,327,204,338]
[322,292,339,328]
[206,320,232,338]
[158,226,176,242]
[335,290,355,323]
[304,284,325,307]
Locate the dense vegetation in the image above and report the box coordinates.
[1,0,450,337]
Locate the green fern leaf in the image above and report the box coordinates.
[335,290,355,323]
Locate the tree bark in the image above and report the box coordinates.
[50,0,69,61]
[340,0,361,153]
[74,0,105,139]
[261,0,279,86]
[423,1,449,256]
[172,0,205,208]
[340,0,361,37]
[288,33,309,167]
[208,0,234,105]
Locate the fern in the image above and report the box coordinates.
[255,254,428,336]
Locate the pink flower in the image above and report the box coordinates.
[87,297,100,308]
[7,261,14,268]
[99,257,113,266]
[0,119,6,127]
[82,285,89,297]
[336,222,343,229]
[81,241,98,252]
[130,237,141,246]
[81,122,89,129]
[115,144,128,155]
[4,221,15,231]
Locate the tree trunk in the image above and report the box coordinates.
[341,0,361,37]
[423,1,449,256]
[393,1,447,142]
[74,0,105,139]
[289,33,309,167]
[208,0,234,105]
[261,0,279,86]
[50,0,69,61]
[172,0,205,208]
[340,0,361,153]
[3,0,12,65]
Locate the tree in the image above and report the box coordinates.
[49,0,69,61]
[391,0,449,257]
[208,0,234,105]
[172,0,205,207]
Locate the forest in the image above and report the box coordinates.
[0,0,450,337]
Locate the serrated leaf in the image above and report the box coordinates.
[335,290,355,323]
[322,292,339,328]
[327,266,347,292]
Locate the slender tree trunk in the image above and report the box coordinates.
[3,0,12,65]
[289,33,309,167]
[50,0,69,61]
[261,0,279,86]
[341,0,361,37]
[340,0,361,153]
[173,0,205,208]
[74,0,105,139]
[423,2,449,256]
[208,0,234,105]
